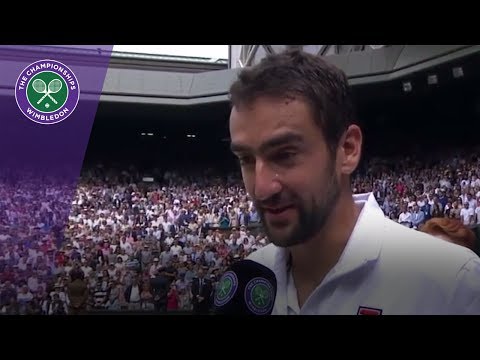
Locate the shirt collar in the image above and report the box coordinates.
[273,192,384,314]
[332,192,383,277]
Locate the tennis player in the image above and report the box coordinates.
[228,49,480,315]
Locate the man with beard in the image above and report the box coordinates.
[228,49,480,315]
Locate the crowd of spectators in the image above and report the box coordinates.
[0,167,268,314]
[1,148,480,314]
[355,149,480,230]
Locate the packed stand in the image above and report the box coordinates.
[0,171,77,315]
[38,167,267,314]
[354,151,480,229]
[2,150,480,314]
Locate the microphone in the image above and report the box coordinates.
[214,259,277,315]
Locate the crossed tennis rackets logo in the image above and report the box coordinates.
[15,59,80,125]
[32,78,62,105]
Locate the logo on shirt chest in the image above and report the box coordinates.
[357,306,383,315]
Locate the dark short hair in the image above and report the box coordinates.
[69,269,84,281]
[229,49,356,153]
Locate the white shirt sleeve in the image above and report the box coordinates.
[449,257,480,314]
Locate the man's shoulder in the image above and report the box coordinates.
[379,215,479,277]
[382,215,476,255]
[363,217,480,314]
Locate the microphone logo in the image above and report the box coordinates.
[214,271,238,307]
[244,277,275,315]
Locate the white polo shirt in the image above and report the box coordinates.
[248,192,480,315]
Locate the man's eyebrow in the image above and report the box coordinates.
[230,142,250,154]
[230,132,305,154]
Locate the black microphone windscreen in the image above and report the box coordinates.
[213,259,277,315]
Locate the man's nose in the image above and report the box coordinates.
[253,160,282,201]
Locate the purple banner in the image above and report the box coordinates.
[0,45,112,314]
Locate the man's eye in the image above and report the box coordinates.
[271,151,297,164]
[238,156,255,166]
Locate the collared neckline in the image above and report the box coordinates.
[274,192,384,315]
[331,192,384,278]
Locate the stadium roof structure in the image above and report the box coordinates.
[1,45,480,107]
[40,45,229,64]
[0,45,228,73]
[111,50,228,64]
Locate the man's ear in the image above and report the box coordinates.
[338,124,362,176]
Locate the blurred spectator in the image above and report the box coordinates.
[67,269,88,315]
[167,283,179,312]
[191,268,213,315]
[460,202,475,226]
[124,276,142,310]
[411,205,425,230]
[48,293,68,315]
[420,217,476,251]
[150,269,168,313]
[140,282,154,311]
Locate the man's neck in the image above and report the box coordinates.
[289,190,361,307]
